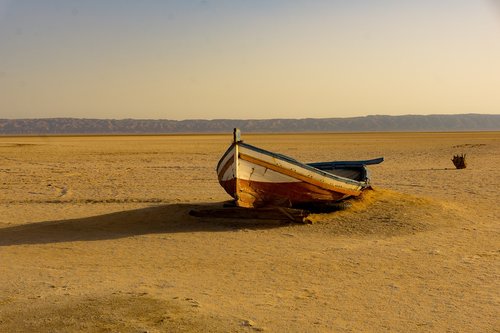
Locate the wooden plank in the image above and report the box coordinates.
[239,153,361,196]
[217,154,234,180]
[189,207,309,223]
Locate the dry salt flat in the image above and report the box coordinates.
[0,132,499,332]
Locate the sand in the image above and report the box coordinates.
[0,132,498,332]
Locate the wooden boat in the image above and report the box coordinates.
[216,129,383,208]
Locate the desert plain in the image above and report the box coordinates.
[0,132,498,332]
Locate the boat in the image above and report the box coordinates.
[216,129,383,208]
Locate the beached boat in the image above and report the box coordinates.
[216,129,383,208]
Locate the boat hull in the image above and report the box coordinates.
[219,178,349,208]
[217,140,369,208]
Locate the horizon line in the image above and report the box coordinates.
[1,113,499,122]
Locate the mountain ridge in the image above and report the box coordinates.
[1,114,499,135]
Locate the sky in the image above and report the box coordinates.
[0,0,499,120]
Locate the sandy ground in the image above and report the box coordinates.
[0,132,498,332]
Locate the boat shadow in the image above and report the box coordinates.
[0,202,288,247]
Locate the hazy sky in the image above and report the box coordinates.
[0,0,499,120]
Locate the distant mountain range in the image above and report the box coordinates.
[0,114,499,135]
